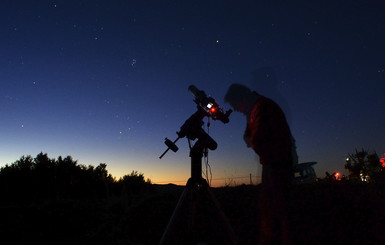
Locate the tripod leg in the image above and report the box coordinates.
[159,186,188,245]
[205,187,237,244]
[159,178,237,245]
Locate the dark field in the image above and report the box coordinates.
[1,182,385,244]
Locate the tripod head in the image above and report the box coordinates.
[159,85,232,159]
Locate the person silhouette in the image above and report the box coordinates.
[250,67,292,127]
[225,83,296,245]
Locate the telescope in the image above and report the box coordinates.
[159,85,236,245]
[159,85,232,159]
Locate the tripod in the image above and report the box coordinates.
[159,131,237,245]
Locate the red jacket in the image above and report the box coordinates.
[245,96,293,165]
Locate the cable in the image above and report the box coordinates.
[204,152,212,186]
[203,117,213,186]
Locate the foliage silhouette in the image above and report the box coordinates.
[118,171,152,193]
[345,148,383,183]
[0,153,150,204]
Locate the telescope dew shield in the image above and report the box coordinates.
[188,85,207,103]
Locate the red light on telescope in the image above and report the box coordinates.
[210,107,216,113]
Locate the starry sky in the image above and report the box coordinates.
[1,0,384,186]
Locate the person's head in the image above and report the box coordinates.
[224,83,259,115]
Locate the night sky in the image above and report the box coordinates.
[1,1,384,186]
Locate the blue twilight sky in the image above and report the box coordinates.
[1,0,384,186]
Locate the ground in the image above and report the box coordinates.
[1,181,384,244]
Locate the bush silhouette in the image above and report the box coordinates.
[0,153,149,203]
[345,148,383,183]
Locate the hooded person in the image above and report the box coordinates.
[225,83,296,245]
